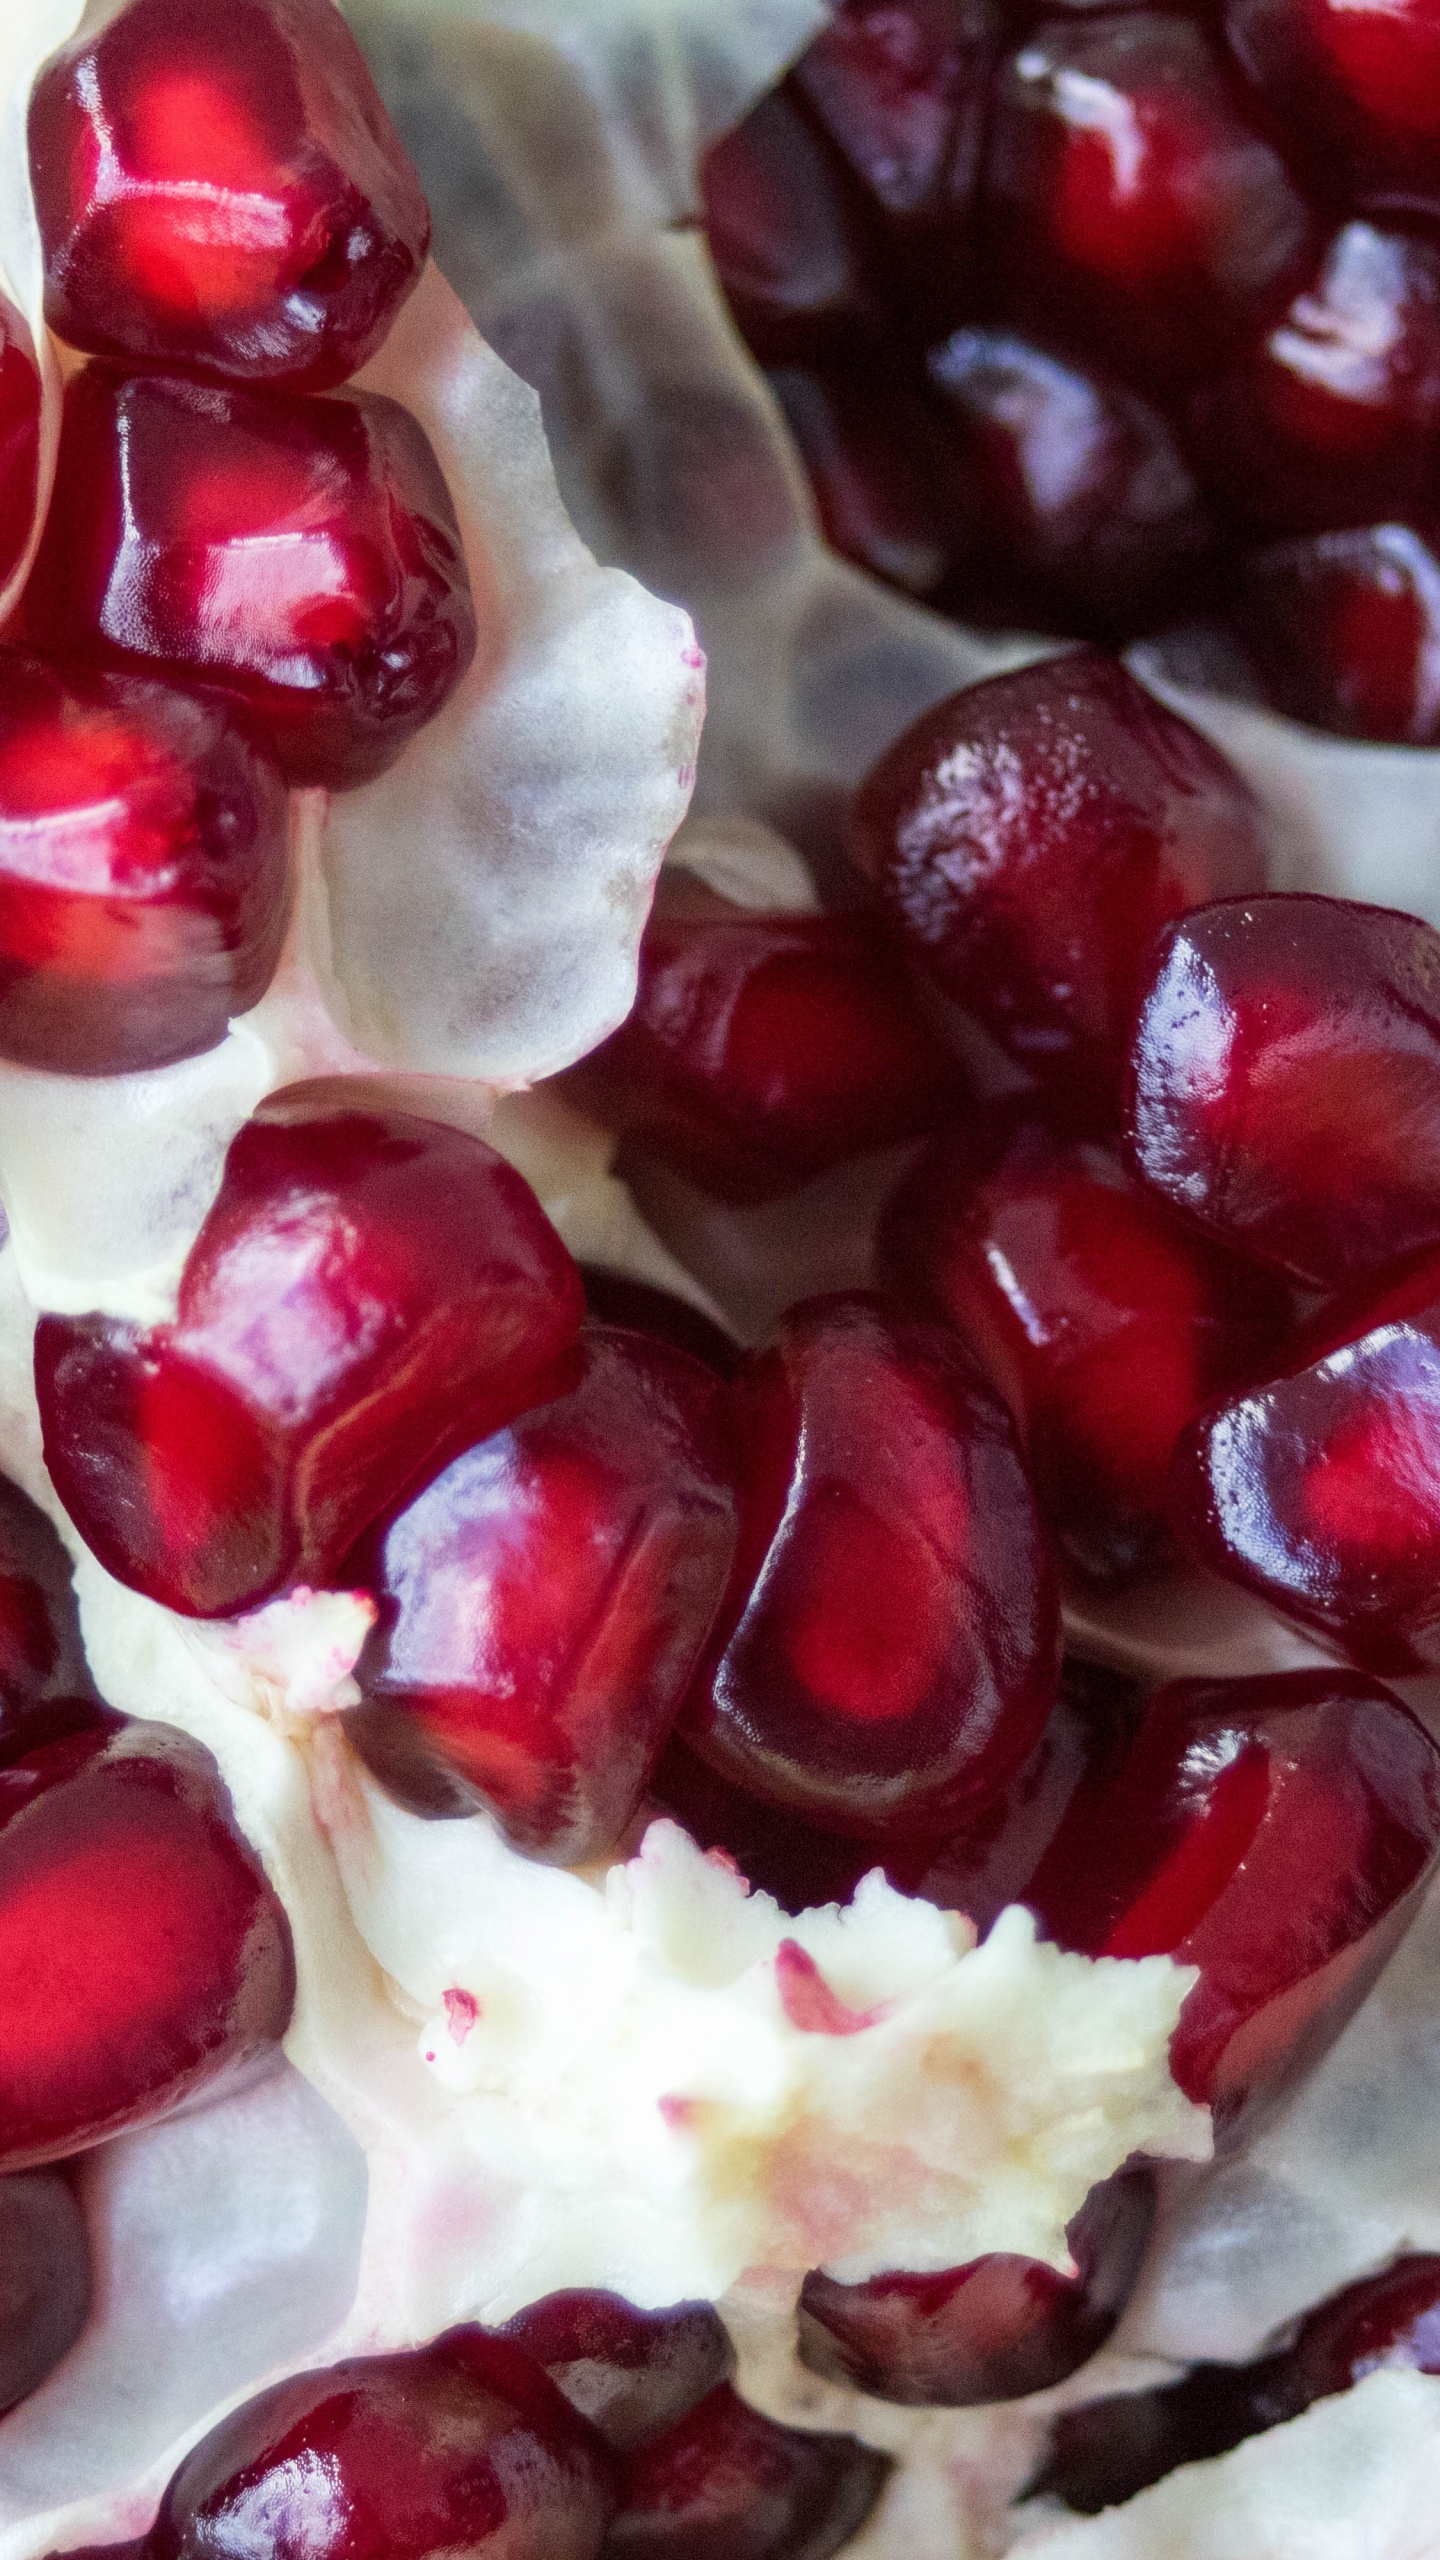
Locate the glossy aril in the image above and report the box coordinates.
[563,902,968,1204]
[768,366,970,603]
[0,294,39,596]
[983,15,1315,391]
[0,2168,91,2416]
[682,1293,1061,1843]
[848,649,1267,1118]
[604,2383,890,2560]
[26,366,477,791]
[580,1270,740,1378]
[498,2293,735,2452]
[881,1115,1289,1582]
[28,0,430,390]
[1026,1669,1440,2125]
[797,2165,1154,2405]
[147,2326,616,2560]
[652,1732,903,1915]
[1231,521,1440,742]
[1126,893,1440,1287]
[0,1721,295,2169]
[0,649,289,1075]
[36,1101,583,1619]
[700,93,881,367]
[791,0,994,230]
[0,1470,106,1773]
[1226,0,1440,214]
[345,1329,737,1865]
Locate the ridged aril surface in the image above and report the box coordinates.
[26,367,477,790]
[604,2383,890,2560]
[28,0,430,389]
[35,1103,583,1619]
[0,1469,106,1773]
[1226,0,1440,214]
[0,2168,91,2416]
[0,295,39,598]
[497,2292,735,2452]
[1233,521,1440,741]
[345,1329,737,1865]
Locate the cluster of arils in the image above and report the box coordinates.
[701,0,1440,745]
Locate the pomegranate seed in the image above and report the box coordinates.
[0,1721,295,2169]
[0,1470,107,1773]
[25,366,477,791]
[345,1328,737,1865]
[1025,1669,1440,2126]
[579,1272,739,1379]
[1127,893,1440,1288]
[701,92,882,368]
[497,2293,735,2452]
[605,2383,890,2560]
[1231,521,1440,742]
[28,0,430,391]
[562,905,969,1205]
[983,15,1315,393]
[651,1732,899,1914]
[36,1101,583,1619]
[0,648,289,1076]
[0,294,40,597]
[0,2168,90,2416]
[848,650,1266,1120]
[1226,0,1440,215]
[881,1114,1291,1583]
[146,2327,616,2560]
[682,1293,1061,1843]
[791,0,994,231]
[797,2163,1154,2406]
[768,365,970,603]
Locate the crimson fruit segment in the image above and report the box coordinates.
[346,1329,737,1865]
[28,0,430,391]
[792,0,993,236]
[700,94,881,367]
[0,649,289,1076]
[1127,894,1440,1287]
[0,295,40,597]
[1233,522,1440,742]
[604,2383,890,2560]
[1026,1670,1440,2124]
[35,1102,583,1619]
[146,2327,616,2560]
[0,2168,91,2416]
[768,367,967,605]
[27,367,477,792]
[579,1270,739,1379]
[498,2293,735,2452]
[881,1115,1288,1583]
[652,1732,891,1915]
[797,2165,1154,2406]
[0,1470,106,1772]
[682,1293,1061,1843]
[0,1721,295,2170]
[1226,0,1440,214]
[849,651,1266,1118]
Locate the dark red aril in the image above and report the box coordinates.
[344,1328,737,1865]
[36,1100,583,1619]
[767,365,970,603]
[1126,893,1440,1288]
[791,0,994,232]
[146,2327,616,2560]
[848,649,1267,1121]
[604,2383,890,2560]
[700,92,882,367]
[0,1721,295,2170]
[0,648,289,1076]
[652,1731,899,1915]
[497,2293,735,2452]
[28,0,430,391]
[681,1293,1061,1843]
[562,903,969,1206]
[25,366,477,792]
[579,1270,740,1378]
[0,1470,107,1774]
[881,1115,1291,1583]
[0,2168,91,2416]
[1225,0,1440,217]
[797,2164,1155,2406]
[1026,1669,1440,2127]
[0,293,40,597]
[1229,521,1440,742]
[982,15,1315,393]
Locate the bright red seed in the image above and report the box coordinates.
[1231,521,1440,742]
[1226,0,1440,216]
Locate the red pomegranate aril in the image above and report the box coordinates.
[0,1721,295,2169]
[497,2293,735,2452]
[562,905,969,1206]
[797,2164,1155,2406]
[0,649,289,1076]
[652,1733,897,1915]
[28,0,430,391]
[604,2383,890,2560]
[0,294,40,596]
[25,366,477,792]
[1230,521,1440,742]
[0,2168,91,2416]
[146,2327,616,2560]
[848,649,1267,1119]
[701,92,882,368]
[881,1116,1291,1583]
[768,365,971,603]
[345,1328,737,1865]
[682,1293,1061,1844]
[791,0,994,231]
[1127,894,1440,1288]
[0,1470,107,1773]
[580,1270,740,1378]
[36,1101,583,1619]
[1226,0,1440,216]
[1026,1669,1440,2125]
[982,15,1316,393]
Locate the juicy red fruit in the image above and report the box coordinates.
[1226,0,1440,215]
[0,294,39,597]
[28,0,431,391]
[0,650,289,1076]
[682,1293,1061,1843]
[701,93,881,368]
[0,1721,295,2169]
[0,1470,106,1772]
[605,2382,890,2560]
[36,1100,583,1619]
[1231,521,1440,743]
[345,1328,737,1865]
[497,2292,734,2451]
[792,0,994,236]
[26,367,477,791]
[0,2168,91,2416]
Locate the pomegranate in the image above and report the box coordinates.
[700,93,882,369]
[0,1469,107,1772]
[497,2292,735,2451]
[0,295,40,600]
[791,0,993,241]
[1225,0,1440,214]
[0,2168,90,2417]
[604,2383,890,2560]
[1234,521,1440,741]
[578,1271,740,1379]
[767,366,969,605]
